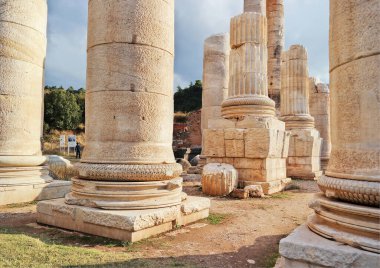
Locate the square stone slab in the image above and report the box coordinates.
[277,225,380,268]
[37,196,210,242]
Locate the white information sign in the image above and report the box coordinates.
[68,135,77,148]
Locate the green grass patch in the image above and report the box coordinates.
[263,253,280,268]
[270,192,292,199]
[0,228,197,268]
[206,213,229,225]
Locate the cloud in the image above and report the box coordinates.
[45,0,330,89]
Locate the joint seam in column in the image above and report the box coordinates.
[87,42,173,56]
[87,89,170,97]
[330,51,380,73]
[0,55,44,69]
[0,20,46,36]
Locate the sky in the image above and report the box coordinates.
[45,0,329,90]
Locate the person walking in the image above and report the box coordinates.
[75,142,81,159]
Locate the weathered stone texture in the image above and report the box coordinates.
[280,45,322,180]
[201,33,230,132]
[202,163,238,196]
[222,7,275,118]
[267,0,284,107]
[84,0,176,165]
[309,78,331,170]
[0,0,47,157]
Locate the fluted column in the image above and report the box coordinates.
[66,0,183,210]
[222,0,275,118]
[201,33,230,132]
[280,45,314,129]
[267,0,284,107]
[308,0,380,253]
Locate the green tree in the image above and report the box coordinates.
[44,88,82,131]
[174,80,202,112]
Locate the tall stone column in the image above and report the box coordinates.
[37,0,210,242]
[278,1,380,266]
[309,78,331,170]
[267,0,284,108]
[308,0,380,252]
[203,0,291,195]
[280,45,322,180]
[201,33,230,133]
[200,33,229,168]
[222,0,276,118]
[0,0,70,206]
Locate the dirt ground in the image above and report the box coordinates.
[0,180,319,268]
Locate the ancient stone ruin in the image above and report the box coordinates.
[278,0,380,266]
[280,45,323,180]
[202,0,291,195]
[309,78,331,170]
[0,0,70,206]
[36,0,210,242]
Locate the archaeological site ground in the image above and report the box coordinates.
[0,0,379,267]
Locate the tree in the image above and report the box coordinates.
[44,88,82,131]
[174,80,202,112]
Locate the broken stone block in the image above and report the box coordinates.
[230,188,249,199]
[202,163,238,196]
[244,185,265,198]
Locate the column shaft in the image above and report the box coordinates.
[0,0,47,165]
[201,33,230,132]
[267,0,284,107]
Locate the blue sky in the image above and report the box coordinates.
[45,0,329,89]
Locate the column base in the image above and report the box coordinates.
[37,196,210,243]
[66,177,183,210]
[277,225,379,268]
[0,166,71,206]
[203,117,291,195]
[308,194,380,253]
[287,128,323,180]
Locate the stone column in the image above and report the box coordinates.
[309,78,331,170]
[201,33,230,132]
[200,33,229,167]
[280,45,322,180]
[278,1,380,266]
[222,0,276,118]
[0,0,70,206]
[37,0,210,242]
[203,0,291,195]
[267,0,284,108]
[308,0,380,252]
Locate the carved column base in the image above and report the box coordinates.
[221,96,276,119]
[0,166,71,206]
[308,194,380,253]
[317,175,380,207]
[280,115,315,130]
[65,177,183,210]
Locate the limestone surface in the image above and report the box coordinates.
[277,225,380,268]
[202,163,238,196]
[266,0,284,107]
[0,0,70,205]
[201,33,230,132]
[37,196,210,243]
[309,78,331,170]
[280,45,322,180]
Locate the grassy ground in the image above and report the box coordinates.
[0,228,198,268]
